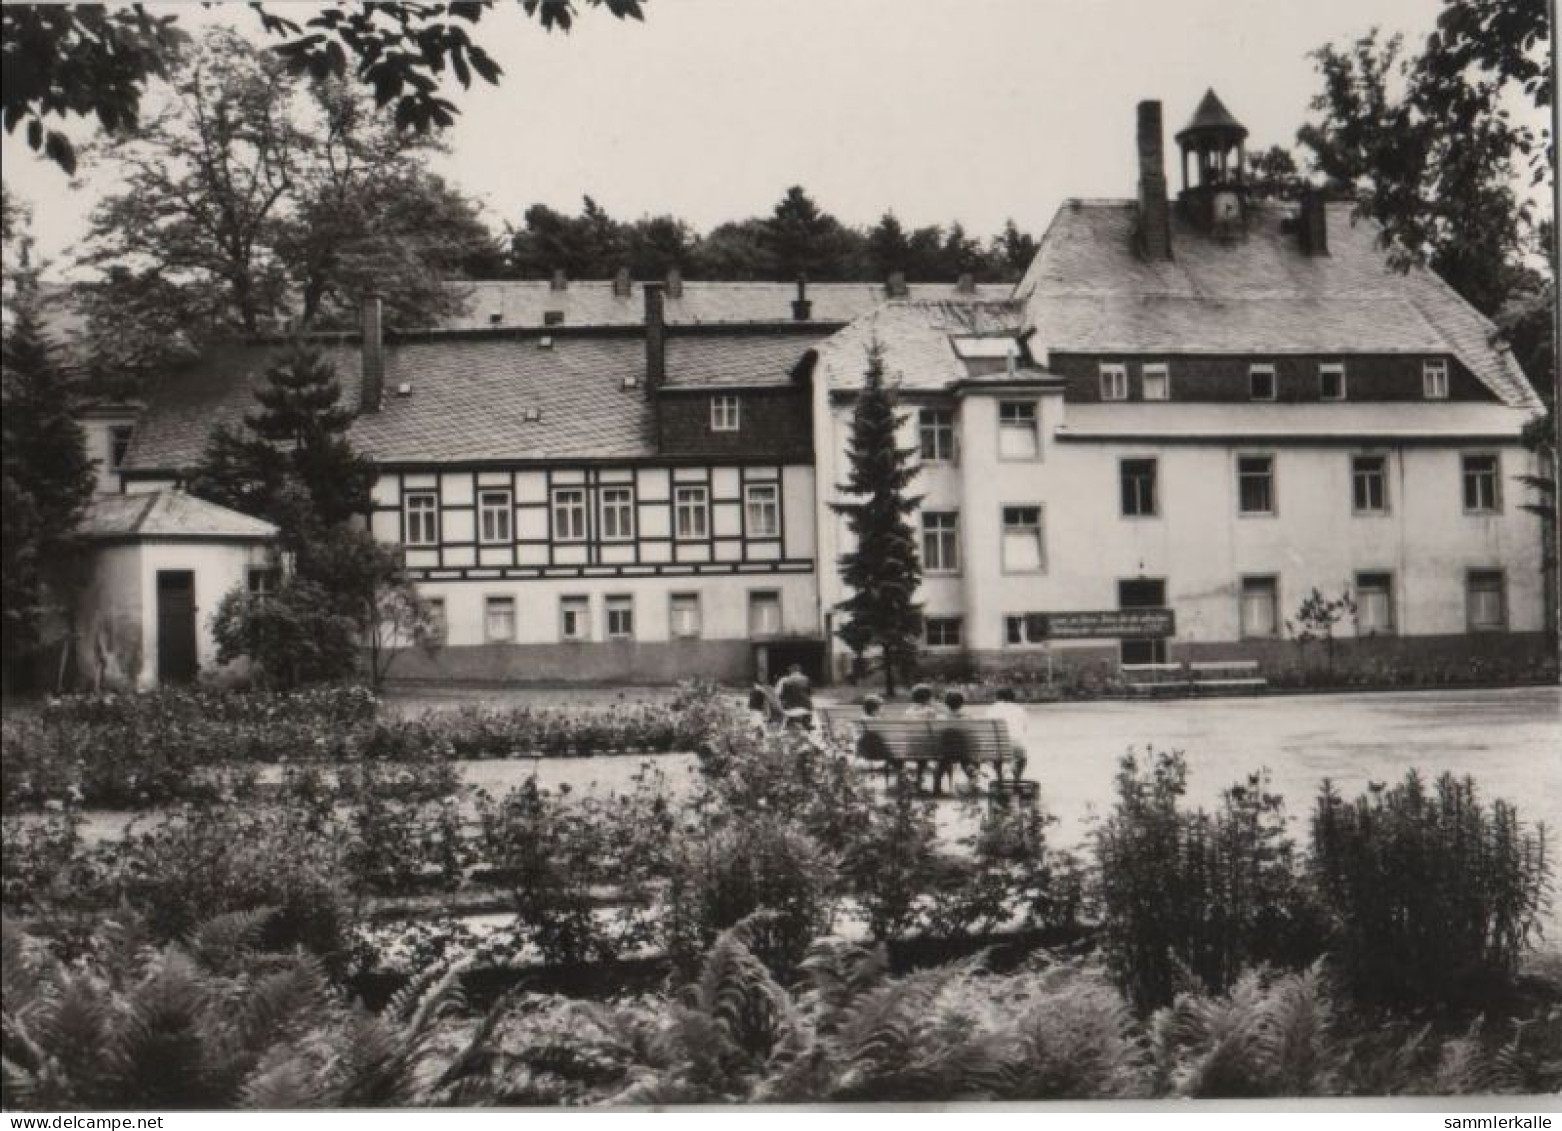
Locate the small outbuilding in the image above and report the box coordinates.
[72,491,278,689]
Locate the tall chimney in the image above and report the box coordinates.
[666,266,684,299]
[885,271,908,299]
[613,267,632,298]
[792,275,812,321]
[643,282,665,395]
[1299,189,1329,256]
[550,269,568,291]
[1136,100,1172,262]
[956,272,976,294]
[360,294,384,414]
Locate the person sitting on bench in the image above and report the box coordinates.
[984,686,1030,780]
[935,689,981,793]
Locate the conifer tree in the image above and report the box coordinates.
[1,302,95,684]
[832,341,923,695]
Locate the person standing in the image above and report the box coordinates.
[775,663,814,730]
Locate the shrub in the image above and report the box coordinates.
[839,787,941,941]
[1094,751,1324,1012]
[1309,770,1552,1009]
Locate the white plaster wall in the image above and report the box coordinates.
[73,543,145,688]
[135,539,275,687]
[421,571,819,648]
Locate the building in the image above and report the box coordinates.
[94,92,1547,686]
[814,93,1548,679]
[71,491,278,689]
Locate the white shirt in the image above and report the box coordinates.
[986,701,1030,751]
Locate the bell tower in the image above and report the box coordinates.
[1176,89,1249,234]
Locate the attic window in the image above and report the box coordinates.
[1249,364,1277,402]
[1423,359,1449,399]
[538,336,553,350]
[1319,363,1346,401]
[544,310,565,326]
[395,382,413,397]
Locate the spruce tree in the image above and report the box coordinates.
[832,341,923,695]
[1,303,96,684]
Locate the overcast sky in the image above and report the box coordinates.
[7,0,1532,276]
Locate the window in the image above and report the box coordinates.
[1462,453,1501,513]
[1005,614,1047,646]
[404,492,438,546]
[924,617,963,648]
[1001,505,1045,572]
[552,488,588,541]
[605,595,634,640]
[919,511,960,573]
[1424,359,1450,399]
[1355,572,1395,635]
[1352,455,1388,514]
[479,490,512,544]
[1120,458,1158,517]
[748,591,782,638]
[674,485,709,539]
[1240,576,1279,638]
[711,395,740,432]
[998,401,1039,459]
[1142,363,1170,401]
[1237,455,1275,515]
[670,593,702,639]
[1249,364,1277,401]
[919,407,956,462]
[599,486,635,541]
[1319,363,1346,401]
[560,596,590,642]
[246,566,281,602]
[485,596,516,642]
[745,483,779,537]
[1466,570,1506,632]
[425,597,447,644]
[109,425,134,469]
[1099,363,1129,401]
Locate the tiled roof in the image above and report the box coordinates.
[439,279,1011,330]
[119,329,824,472]
[1058,401,1535,441]
[813,300,1029,393]
[662,328,824,388]
[79,491,277,539]
[1016,201,1542,410]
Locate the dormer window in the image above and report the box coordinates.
[711,395,740,432]
[1319,363,1346,401]
[1249,363,1277,401]
[1423,359,1449,399]
[1142,363,1170,401]
[1099,363,1129,401]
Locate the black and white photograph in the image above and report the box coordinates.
[0,0,1558,1116]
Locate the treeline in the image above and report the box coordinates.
[503,187,1041,284]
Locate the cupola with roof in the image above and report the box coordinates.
[1176,89,1250,234]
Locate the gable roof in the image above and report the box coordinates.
[79,491,277,540]
[1015,200,1541,409]
[812,300,1031,394]
[120,327,826,473]
[439,279,1011,330]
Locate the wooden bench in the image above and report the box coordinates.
[1188,661,1267,694]
[851,718,1018,794]
[1121,663,1192,697]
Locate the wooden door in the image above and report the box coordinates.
[156,570,198,683]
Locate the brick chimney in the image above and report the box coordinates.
[792,275,812,321]
[360,294,384,414]
[1136,100,1173,262]
[956,272,976,294]
[643,282,665,395]
[666,266,684,299]
[1299,189,1329,256]
[550,269,568,291]
[886,271,908,299]
[613,267,632,298]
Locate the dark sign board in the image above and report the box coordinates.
[1037,609,1175,640]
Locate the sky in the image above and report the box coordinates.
[5,0,1535,277]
